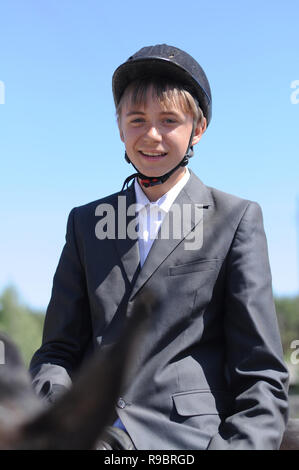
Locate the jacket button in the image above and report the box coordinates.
[117,397,126,409]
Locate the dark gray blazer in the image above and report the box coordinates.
[30,170,289,450]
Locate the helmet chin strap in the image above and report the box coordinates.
[121,129,195,192]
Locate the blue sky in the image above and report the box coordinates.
[0,0,299,310]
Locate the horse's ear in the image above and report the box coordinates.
[0,331,41,408]
[0,331,24,368]
[0,332,43,449]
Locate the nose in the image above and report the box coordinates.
[143,124,162,142]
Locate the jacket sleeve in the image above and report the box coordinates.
[207,202,289,450]
[29,208,92,398]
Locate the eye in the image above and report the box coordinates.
[162,117,177,124]
[130,117,145,124]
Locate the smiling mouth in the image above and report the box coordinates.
[139,151,167,159]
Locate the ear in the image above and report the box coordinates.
[0,332,41,408]
[119,129,125,143]
[192,117,207,147]
[0,332,43,448]
[117,117,125,143]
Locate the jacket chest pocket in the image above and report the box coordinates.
[168,259,220,276]
[165,259,223,312]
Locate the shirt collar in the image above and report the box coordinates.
[134,168,190,213]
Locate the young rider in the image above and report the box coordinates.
[30,44,289,450]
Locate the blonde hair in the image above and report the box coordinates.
[116,78,205,128]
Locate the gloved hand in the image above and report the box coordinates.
[96,426,136,450]
[37,381,67,404]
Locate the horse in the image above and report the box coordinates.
[0,292,297,450]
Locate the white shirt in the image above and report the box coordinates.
[134,169,190,267]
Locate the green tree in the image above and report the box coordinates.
[275,296,299,360]
[0,286,45,367]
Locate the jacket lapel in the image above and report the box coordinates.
[130,171,213,299]
[113,184,141,285]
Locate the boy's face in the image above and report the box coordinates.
[118,86,205,179]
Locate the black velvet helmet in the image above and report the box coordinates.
[112,44,212,127]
